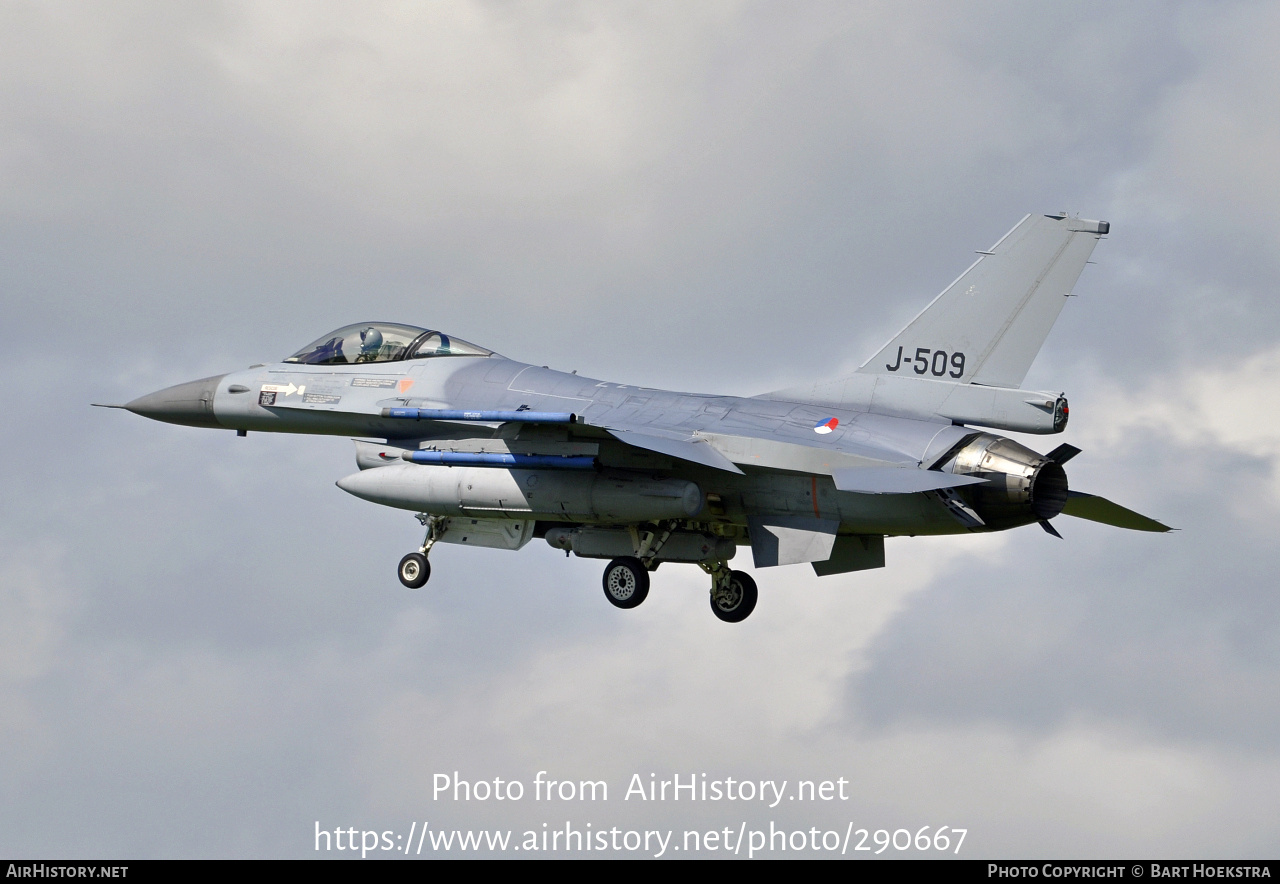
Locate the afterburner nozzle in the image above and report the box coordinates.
[947,433,1069,530]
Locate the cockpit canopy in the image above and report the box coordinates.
[284,323,492,365]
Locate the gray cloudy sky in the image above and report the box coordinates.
[4,0,1280,859]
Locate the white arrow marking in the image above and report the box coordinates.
[261,383,305,396]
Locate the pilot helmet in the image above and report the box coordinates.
[358,326,384,358]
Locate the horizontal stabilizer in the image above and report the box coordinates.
[831,467,989,495]
[1046,443,1082,464]
[606,430,744,474]
[1060,491,1172,532]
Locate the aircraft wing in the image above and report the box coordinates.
[586,407,984,495]
[603,429,744,474]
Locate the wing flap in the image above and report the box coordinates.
[831,467,988,494]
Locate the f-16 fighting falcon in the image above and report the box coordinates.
[104,213,1169,623]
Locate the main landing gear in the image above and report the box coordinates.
[598,557,758,623]
[397,513,445,589]
[602,557,649,609]
[701,561,758,623]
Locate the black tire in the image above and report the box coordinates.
[398,552,431,589]
[710,570,757,623]
[602,557,650,609]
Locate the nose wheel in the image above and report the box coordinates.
[397,513,445,589]
[398,553,431,589]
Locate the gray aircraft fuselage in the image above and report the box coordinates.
[126,352,982,538]
[112,213,1169,622]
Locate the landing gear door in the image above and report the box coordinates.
[436,518,535,550]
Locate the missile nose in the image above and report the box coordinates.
[125,374,227,428]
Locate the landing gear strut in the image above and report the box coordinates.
[398,513,445,589]
[701,561,758,623]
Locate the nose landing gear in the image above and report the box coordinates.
[397,513,445,589]
[398,552,430,589]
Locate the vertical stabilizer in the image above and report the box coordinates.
[860,213,1108,388]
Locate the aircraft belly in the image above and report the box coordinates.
[698,470,968,537]
[215,404,422,437]
[832,490,963,535]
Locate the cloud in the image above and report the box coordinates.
[4,0,1280,860]
[1080,343,1280,505]
[0,548,71,749]
[1132,3,1280,234]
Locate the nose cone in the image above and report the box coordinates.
[125,374,227,428]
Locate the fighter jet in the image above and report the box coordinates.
[106,212,1169,623]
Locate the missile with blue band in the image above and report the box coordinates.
[403,451,596,470]
[382,407,577,423]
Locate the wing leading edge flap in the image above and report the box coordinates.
[605,429,744,474]
[831,467,989,494]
